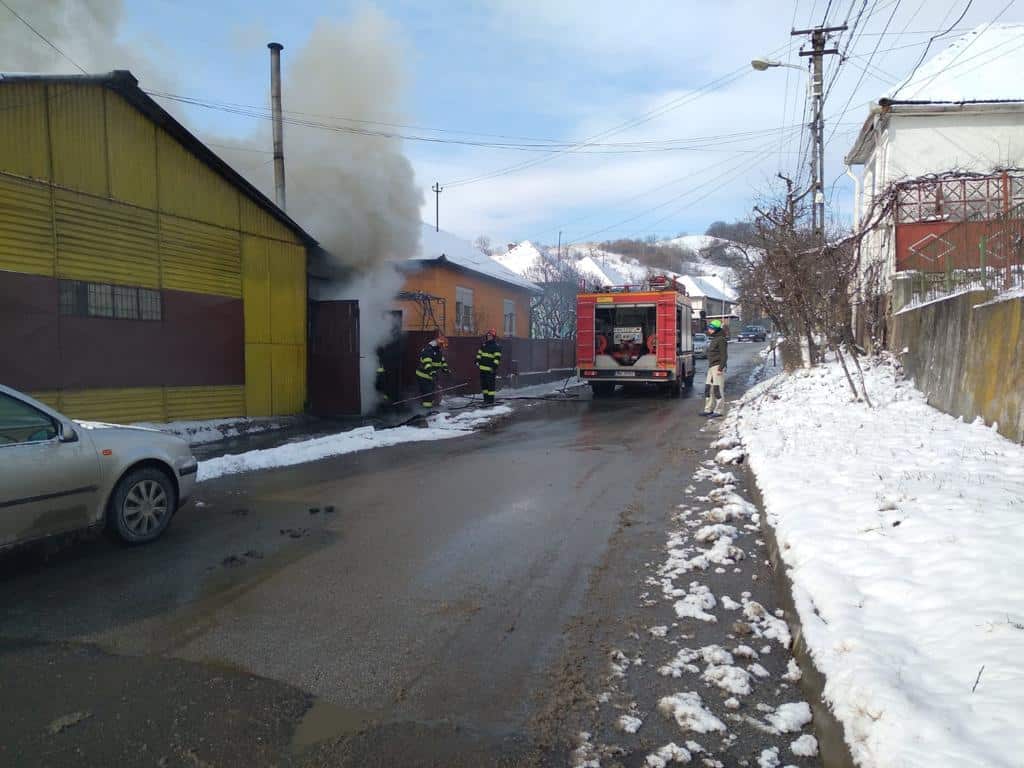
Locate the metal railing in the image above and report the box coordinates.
[897,200,1024,307]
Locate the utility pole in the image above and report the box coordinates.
[557,230,562,261]
[793,24,845,246]
[431,182,443,232]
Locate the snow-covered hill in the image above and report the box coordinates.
[490,236,747,298]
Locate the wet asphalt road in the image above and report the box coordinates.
[0,343,804,767]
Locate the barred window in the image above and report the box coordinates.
[59,280,162,321]
[87,283,113,318]
[139,288,162,321]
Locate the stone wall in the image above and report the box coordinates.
[891,289,1024,443]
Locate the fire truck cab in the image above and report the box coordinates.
[576,276,696,398]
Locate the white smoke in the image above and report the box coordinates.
[3,3,424,414]
[224,11,424,413]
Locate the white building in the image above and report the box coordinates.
[845,23,1024,288]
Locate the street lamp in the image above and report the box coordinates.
[751,58,805,73]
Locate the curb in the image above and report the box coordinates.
[743,467,858,768]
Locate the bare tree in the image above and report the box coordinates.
[525,254,582,339]
[474,235,494,256]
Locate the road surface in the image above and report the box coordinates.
[1,343,815,767]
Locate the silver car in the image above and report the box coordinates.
[0,384,197,549]
[693,332,708,359]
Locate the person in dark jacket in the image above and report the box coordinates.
[701,320,728,417]
[415,334,450,409]
[475,328,503,405]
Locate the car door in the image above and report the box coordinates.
[0,392,101,547]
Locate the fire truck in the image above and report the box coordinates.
[576,275,696,398]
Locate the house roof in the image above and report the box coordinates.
[883,24,1024,105]
[846,24,1024,165]
[409,224,542,293]
[0,70,317,247]
[680,274,737,304]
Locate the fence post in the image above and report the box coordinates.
[979,235,987,289]
[945,246,954,293]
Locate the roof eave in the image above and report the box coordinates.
[0,70,318,249]
[407,256,542,294]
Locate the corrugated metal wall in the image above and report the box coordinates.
[0,82,308,423]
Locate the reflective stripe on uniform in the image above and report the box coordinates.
[477,365,493,372]
[415,369,434,381]
[421,401,432,407]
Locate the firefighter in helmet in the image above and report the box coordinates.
[416,332,450,409]
[701,319,728,417]
[475,328,503,405]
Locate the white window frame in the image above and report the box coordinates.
[503,299,515,337]
[455,286,474,333]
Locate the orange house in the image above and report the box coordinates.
[396,225,540,338]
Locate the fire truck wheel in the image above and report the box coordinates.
[667,378,682,398]
[591,382,615,398]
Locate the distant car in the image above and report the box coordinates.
[736,325,767,342]
[0,384,197,550]
[693,332,708,358]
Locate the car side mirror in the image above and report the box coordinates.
[58,421,79,443]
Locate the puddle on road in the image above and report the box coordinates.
[291,698,382,751]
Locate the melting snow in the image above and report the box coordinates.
[657,692,727,734]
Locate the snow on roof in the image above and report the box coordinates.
[412,225,540,293]
[681,275,737,303]
[885,23,1024,104]
[491,240,545,277]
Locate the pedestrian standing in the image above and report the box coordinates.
[701,320,728,417]
[475,328,502,405]
[415,333,450,409]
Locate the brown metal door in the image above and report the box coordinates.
[309,300,361,416]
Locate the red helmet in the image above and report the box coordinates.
[485,328,497,338]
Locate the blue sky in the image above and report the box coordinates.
[5,0,1022,248]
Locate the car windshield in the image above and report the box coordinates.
[742,327,761,333]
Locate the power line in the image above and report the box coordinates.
[0,0,87,74]
[889,0,975,99]
[439,40,796,189]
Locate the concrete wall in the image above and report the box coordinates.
[891,290,1024,443]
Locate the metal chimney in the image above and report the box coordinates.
[267,42,286,211]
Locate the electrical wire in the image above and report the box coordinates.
[0,0,87,74]
[889,0,975,99]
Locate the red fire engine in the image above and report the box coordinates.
[576,275,696,398]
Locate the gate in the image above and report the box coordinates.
[309,300,361,416]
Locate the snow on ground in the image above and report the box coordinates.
[134,416,294,446]
[730,354,1024,767]
[196,407,511,482]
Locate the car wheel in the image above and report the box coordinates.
[107,467,177,545]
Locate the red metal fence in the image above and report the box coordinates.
[893,175,1024,304]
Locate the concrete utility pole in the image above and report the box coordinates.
[793,24,845,246]
[432,182,443,232]
[268,42,286,211]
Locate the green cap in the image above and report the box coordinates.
[708,320,723,330]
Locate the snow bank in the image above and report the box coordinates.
[135,417,292,446]
[197,407,511,482]
[732,355,1024,767]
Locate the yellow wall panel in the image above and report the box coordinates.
[160,214,241,297]
[240,196,300,243]
[156,131,239,229]
[165,386,245,421]
[0,174,55,276]
[0,83,51,180]
[269,241,307,344]
[28,391,61,410]
[48,85,108,197]
[54,189,159,287]
[105,91,157,210]
[242,235,271,342]
[271,344,305,415]
[245,343,273,416]
[60,387,165,423]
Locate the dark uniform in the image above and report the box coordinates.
[416,341,449,408]
[475,337,503,405]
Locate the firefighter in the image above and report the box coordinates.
[701,320,728,417]
[374,346,389,405]
[475,328,502,405]
[415,333,450,409]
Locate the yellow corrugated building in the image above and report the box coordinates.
[0,71,315,422]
